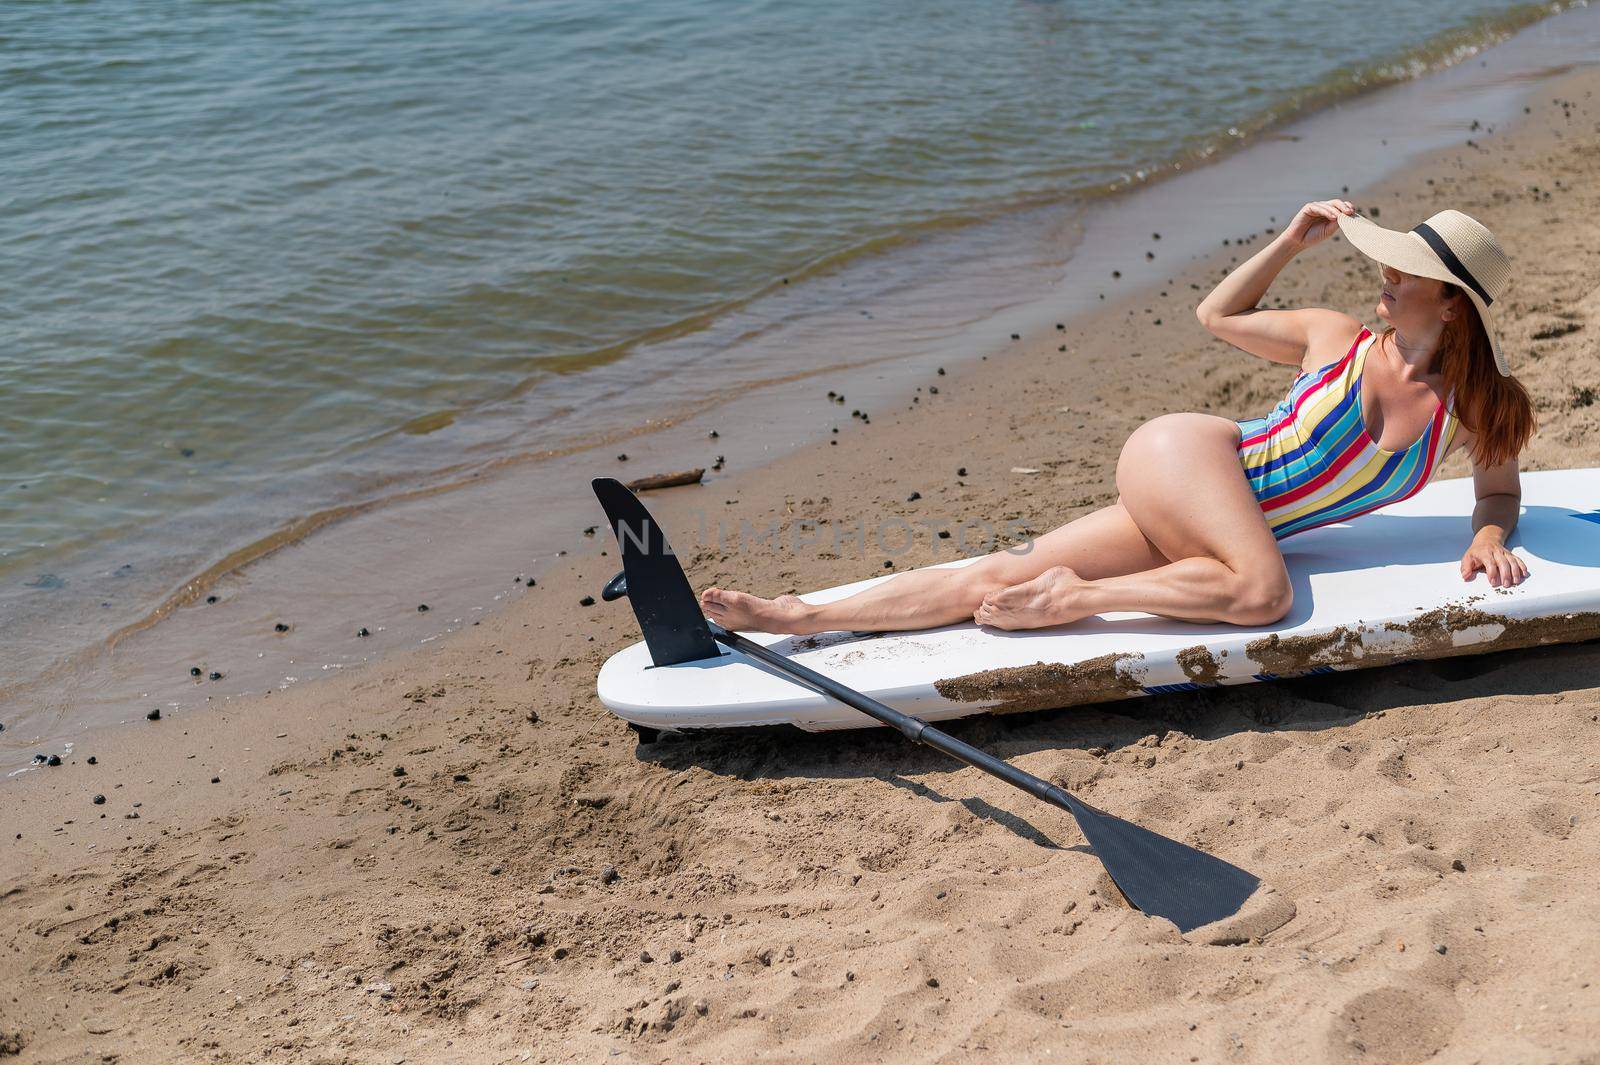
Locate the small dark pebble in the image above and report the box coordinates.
[358,627,371,637]
[937,530,951,539]
[274,622,289,633]
[1435,943,1447,955]
[926,977,940,988]
[393,766,407,777]
[883,561,893,569]
[1009,333,1020,340]
[489,864,503,875]
[956,467,967,477]
[417,603,429,612]
[526,578,536,586]
[936,367,945,375]
[617,453,628,461]
[640,950,654,963]
[146,708,161,721]
[32,754,46,764]
[928,386,939,395]
[47,754,61,767]
[87,756,97,765]
[1152,232,1161,240]
[580,595,596,607]
[1451,859,1466,872]
[553,947,569,960]
[907,491,921,501]
[669,949,683,963]
[208,671,222,681]
[93,794,106,805]
[600,865,620,885]
[189,666,202,677]
[1055,323,1065,331]
[181,447,195,457]
[1111,270,1121,278]
[205,595,218,604]
[210,776,220,784]
[453,773,470,782]
[708,429,719,438]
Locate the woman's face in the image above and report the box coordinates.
[1375,263,1459,336]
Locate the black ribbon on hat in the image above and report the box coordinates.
[1411,222,1492,307]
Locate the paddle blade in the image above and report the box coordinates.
[1065,798,1259,933]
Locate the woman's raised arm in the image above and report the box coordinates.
[1196,199,1362,371]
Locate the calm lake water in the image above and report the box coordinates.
[0,0,1579,748]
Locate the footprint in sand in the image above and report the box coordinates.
[1327,986,1463,1064]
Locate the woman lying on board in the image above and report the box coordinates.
[699,199,1533,635]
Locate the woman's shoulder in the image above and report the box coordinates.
[1297,311,1368,375]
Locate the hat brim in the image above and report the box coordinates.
[1336,213,1508,376]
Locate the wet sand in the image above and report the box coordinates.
[3,66,1600,1065]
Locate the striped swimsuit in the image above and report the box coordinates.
[1235,326,1457,540]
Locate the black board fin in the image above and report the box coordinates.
[590,478,721,667]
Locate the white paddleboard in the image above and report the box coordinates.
[597,469,1600,732]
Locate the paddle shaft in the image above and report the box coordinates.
[712,625,1087,818]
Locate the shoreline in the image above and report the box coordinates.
[10,3,1600,774]
[5,34,1600,1065]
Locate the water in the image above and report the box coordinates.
[0,0,1587,760]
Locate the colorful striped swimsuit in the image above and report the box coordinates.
[1235,326,1457,540]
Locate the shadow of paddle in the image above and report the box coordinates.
[885,774,1066,850]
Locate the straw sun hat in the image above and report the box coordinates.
[1336,209,1512,376]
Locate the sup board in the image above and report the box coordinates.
[597,469,1600,732]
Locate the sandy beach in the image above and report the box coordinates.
[4,64,1600,1065]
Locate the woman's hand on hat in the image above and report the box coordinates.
[1284,199,1358,250]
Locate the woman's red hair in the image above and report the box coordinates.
[1378,283,1533,469]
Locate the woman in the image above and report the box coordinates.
[701,199,1535,636]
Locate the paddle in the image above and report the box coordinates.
[590,477,1260,933]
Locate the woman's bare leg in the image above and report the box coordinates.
[698,501,1169,635]
[975,414,1292,629]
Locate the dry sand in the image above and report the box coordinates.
[4,70,1600,1065]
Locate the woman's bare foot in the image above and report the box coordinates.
[699,587,815,634]
[973,566,1094,630]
